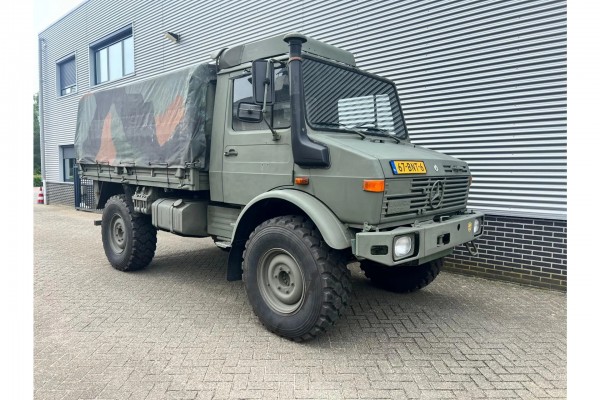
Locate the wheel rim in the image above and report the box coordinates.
[257,248,305,314]
[108,214,127,254]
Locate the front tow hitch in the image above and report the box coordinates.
[465,240,478,257]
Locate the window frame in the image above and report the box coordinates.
[56,53,77,97]
[60,145,76,183]
[90,25,134,87]
[230,69,291,132]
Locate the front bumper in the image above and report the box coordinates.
[353,211,484,266]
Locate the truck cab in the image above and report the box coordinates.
[77,32,484,341]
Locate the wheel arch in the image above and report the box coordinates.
[94,181,127,209]
[226,190,352,281]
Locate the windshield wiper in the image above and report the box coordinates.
[311,121,367,140]
[349,121,404,143]
[313,121,406,143]
[360,126,401,143]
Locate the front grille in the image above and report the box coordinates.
[382,176,470,220]
[443,164,468,174]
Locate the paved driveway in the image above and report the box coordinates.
[34,205,566,400]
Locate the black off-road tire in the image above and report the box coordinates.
[242,215,351,342]
[101,194,157,271]
[360,258,443,293]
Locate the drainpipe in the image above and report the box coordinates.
[38,38,47,204]
[283,33,329,168]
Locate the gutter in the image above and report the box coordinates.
[38,38,47,203]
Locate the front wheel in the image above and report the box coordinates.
[101,194,157,271]
[360,258,443,293]
[242,216,351,341]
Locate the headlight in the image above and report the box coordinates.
[473,218,481,234]
[394,236,413,258]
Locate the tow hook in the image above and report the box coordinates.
[465,241,478,257]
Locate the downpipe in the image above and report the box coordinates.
[38,38,47,204]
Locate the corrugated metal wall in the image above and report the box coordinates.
[39,0,566,220]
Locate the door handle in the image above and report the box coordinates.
[224,149,238,157]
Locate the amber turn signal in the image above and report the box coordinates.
[363,179,385,192]
[295,176,310,185]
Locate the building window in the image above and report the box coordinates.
[61,145,76,182]
[58,56,76,96]
[92,27,134,85]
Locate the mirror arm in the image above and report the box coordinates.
[261,59,280,141]
[264,116,280,141]
[262,60,271,113]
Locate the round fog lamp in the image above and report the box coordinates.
[473,218,481,234]
[394,236,412,258]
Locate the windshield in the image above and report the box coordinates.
[303,57,408,138]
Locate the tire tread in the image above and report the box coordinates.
[242,215,351,342]
[103,194,157,271]
[361,258,442,293]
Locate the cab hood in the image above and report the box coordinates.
[316,133,469,178]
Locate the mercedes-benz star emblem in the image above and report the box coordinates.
[429,180,445,209]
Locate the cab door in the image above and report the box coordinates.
[222,69,293,205]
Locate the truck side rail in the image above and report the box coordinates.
[78,162,209,191]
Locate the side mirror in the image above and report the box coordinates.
[237,102,263,123]
[252,59,274,105]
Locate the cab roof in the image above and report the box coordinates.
[218,32,356,69]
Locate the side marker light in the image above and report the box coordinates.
[363,180,385,192]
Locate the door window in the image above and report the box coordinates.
[232,68,290,131]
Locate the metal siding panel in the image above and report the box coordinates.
[39,0,566,219]
[39,0,141,182]
[347,0,566,219]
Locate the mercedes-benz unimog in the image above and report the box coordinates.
[75,33,484,341]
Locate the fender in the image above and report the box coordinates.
[226,189,352,281]
[233,189,351,250]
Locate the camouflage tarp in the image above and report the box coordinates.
[75,63,216,170]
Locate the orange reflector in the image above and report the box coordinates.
[295,176,310,185]
[363,179,385,192]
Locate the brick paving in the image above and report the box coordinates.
[34,205,566,400]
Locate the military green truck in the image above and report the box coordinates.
[75,32,484,341]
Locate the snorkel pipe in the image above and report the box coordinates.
[283,33,329,168]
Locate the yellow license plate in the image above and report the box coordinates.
[390,160,427,175]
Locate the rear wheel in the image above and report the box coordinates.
[360,258,443,293]
[101,194,157,271]
[242,215,351,341]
